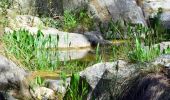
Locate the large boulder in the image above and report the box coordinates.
[79,55,170,99]
[87,0,146,25]
[120,74,170,100]
[79,60,136,99]
[9,0,146,25]
[0,55,28,90]
[142,0,170,29]
[0,55,31,99]
[7,15,44,29]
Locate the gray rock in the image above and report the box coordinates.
[7,15,44,29]
[6,26,91,48]
[45,78,70,95]
[84,31,111,46]
[9,0,146,25]
[142,0,170,29]
[30,86,56,99]
[0,55,28,90]
[152,54,170,68]
[154,42,170,52]
[79,60,136,99]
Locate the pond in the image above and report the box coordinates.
[31,40,129,80]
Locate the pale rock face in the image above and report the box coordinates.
[142,0,170,28]
[10,0,146,25]
[8,15,44,29]
[30,87,55,99]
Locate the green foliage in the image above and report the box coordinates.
[128,38,160,62]
[76,9,94,31]
[64,73,88,100]
[95,43,102,62]
[63,11,78,32]
[35,76,45,86]
[100,20,125,40]
[2,29,91,73]
[163,46,170,54]
[0,0,11,15]
[41,17,63,29]
[2,29,58,70]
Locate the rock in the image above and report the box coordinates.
[9,0,146,25]
[8,15,44,29]
[0,91,17,100]
[0,55,28,90]
[5,26,91,48]
[87,0,146,25]
[0,55,32,99]
[64,0,146,25]
[152,54,170,78]
[152,54,170,67]
[10,0,63,15]
[30,87,55,99]
[142,0,170,29]
[154,42,170,52]
[45,78,70,95]
[79,60,136,99]
[84,31,111,46]
[120,74,170,100]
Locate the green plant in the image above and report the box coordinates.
[2,29,58,70]
[0,0,11,15]
[2,29,92,73]
[163,46,170,54]
[128,38,160,62]
[95,43,102,62]
[35,76,45,86]
[63,11,77,32]
[64,73,89,100]
[41,17,63,29]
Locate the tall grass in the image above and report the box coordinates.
[2,29,90,73]
[128,38,161,62]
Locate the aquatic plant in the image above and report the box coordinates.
[128,38,160,62]
[64,73,89,100]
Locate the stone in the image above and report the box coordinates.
[9,0,146,25]
[120,74,170,100]
[8,15,44,29]
[0,55,28,90]
[0,55,32,99]
[84,31,111,46]
[154,42,170,52]
[142,0,170,29]
[152,54,170,67]
[5,26,91,48]
[79,60,136,99]
[30,87,55,99]
[45,78,70,95]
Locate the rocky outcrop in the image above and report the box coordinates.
[79,60,137,99]
[30,87,56,99]
[0,55,31,99]
[77,54,170,99]
[142,0,170,29]
[121,74,170,100]
[0,55,28,90]
[45,78,70,95]
[10,0,146,25]
[5,15,91,48]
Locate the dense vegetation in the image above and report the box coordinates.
[1,0,170,99]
